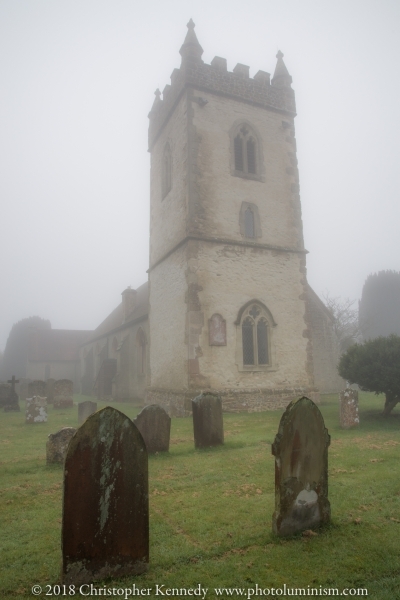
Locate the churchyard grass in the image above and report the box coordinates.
[1,393,399,599]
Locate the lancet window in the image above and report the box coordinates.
[233,124,259,175]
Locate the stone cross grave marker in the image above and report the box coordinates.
[134,404,171,453]
[28,380,46,398]
[26,396,48,423]
[62,406,149,584]
[339,389,359,429]
[54,379,74,408]
[47,428,77,465]
[192,392,224,449]
[78,400,98,425]
[272,396,331,536]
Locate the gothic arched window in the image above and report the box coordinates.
[162,142,172,199]
[244,207,255,238]
[232,123,260,177]
[236,301,276,370]
[239,202,262,239]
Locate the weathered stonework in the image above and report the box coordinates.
[272,397,330,536]
[46,428,77,464]
[78,400,98,425]
[339,389,359,429]
[62,407,149,584]
[147,23,318,407]
[192,392,224,448]
[26,396,48,423]
[134,404,171,453]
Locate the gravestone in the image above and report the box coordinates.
[78,400,98,425]
[0,383,11,408]
[272,397,331,536]
[54,379,74,408]
[134,404,171,453]
[5,376,20,411]
[47,428,77,464]
[62,406,149,584]
[339,389,359,429]
[192,392,224,449]
[26,396,48,423]
[45,379,56,404]
[0,377,20,411]
[28,380,46,398]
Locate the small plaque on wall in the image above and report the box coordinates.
[209,314,227,346]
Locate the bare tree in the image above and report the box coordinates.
[323,293,363,354]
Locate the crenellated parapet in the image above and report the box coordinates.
[148,20,296,149]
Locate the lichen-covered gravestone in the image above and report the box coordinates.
[26,396,48,423]
[62,406,149,584]
[339,389,359,429]
[54,379,74,408]
[46,428,76,464]
[192,392,224,449]
[78,400,98,425]
[134,404,171,453]
[272,396,331,536]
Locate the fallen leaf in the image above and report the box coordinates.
[302,529,318,537]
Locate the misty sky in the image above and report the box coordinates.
[1,0,399,352]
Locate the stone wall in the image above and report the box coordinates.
[79,320,149,402]
[147,387,319,417]
[307,287,344,392]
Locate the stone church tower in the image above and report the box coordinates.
[147,21,318,415]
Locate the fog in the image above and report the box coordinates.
[1,0,399,351]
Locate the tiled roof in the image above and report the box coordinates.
[85,281,149,343]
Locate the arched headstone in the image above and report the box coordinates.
[134,404,171,453]
[339,389,359,428]
[62,406,149,584]
[272,396,330,536]
[192,392,224,449]
[78,400,98,425]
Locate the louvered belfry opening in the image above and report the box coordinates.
[234,135,244,171]
[247,138,256,174]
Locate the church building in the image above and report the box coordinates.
[79,21,342,413]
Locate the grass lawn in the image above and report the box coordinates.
[1,393,400,599]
